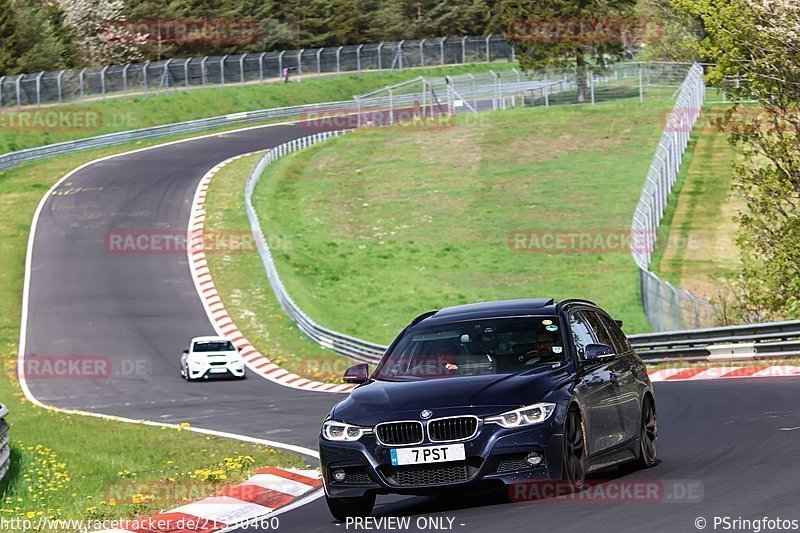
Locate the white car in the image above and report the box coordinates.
[180,336,246,381]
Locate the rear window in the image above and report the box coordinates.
[193,341,235,352]
[374,317,565,381]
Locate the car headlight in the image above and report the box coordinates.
[322,420,369,441]
[484,403,556,428]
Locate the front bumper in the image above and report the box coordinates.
[187,362,246,379]
[320,414,565,498]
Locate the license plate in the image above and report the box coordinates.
[390,444,465,466]
[210,368,228,373]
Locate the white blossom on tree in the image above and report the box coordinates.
[58,0,144,65]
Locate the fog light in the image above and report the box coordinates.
[525,452,543,466]
[332,469,346,482]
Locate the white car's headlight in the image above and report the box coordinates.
[322,420,369,441]
[484,403,557,428]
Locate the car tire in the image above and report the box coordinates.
[562,407,586,492]
[635,396,657,468]
[325,494,375,521]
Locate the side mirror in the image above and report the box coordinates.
[343,363,369,384]
[182,349,189,355]
[584,343,615,361]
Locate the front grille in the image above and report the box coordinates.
[208,361,228,366]
[376,421,424,445]
[497,456,534,473]
[428,416,478,442]
[395,463,469,486]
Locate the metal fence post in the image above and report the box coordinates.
[419,39,425,67]
[639,65,644,103]
[183,59,190,88]
[258,52,266,82]
[398,40,404,70]
[142,61,149,93]
[239,55,245,85]
[200,57,207,86]
[589,68,594,104]
[316,48,322,77]
[122,65,129,95]
[485,34,492,62]
[78,70,85,102]
[14,75,22,108]
[356,44,363,71]
[220,55,227,86]
[100,65,109,97]
[163,59,171,92]
[297,49,303,79]
[440,37,445,65]
[35,72,44,106]
[278,50,285,78]
[377,42,384,70]
[544,73,549,107]
[56,70,64,103]
[389,88,394,125]
[461,36,467,64]
[336,46,343,74]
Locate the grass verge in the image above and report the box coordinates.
[202,154,350,382]
[652,109,740,299]
[0,127,312,521]
[249,90,678,343]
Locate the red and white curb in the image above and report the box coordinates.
[99,468,321,532]
[647,365,800,382]
[188,154,355,394]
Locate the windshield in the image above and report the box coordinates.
[374,317,565,381]
[193,341,235,353]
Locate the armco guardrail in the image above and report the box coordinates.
[0,99,357,171]
[0,403,9,483]
[629,320,800,362]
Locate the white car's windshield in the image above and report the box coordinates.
[374,316,565,381]
[193,341,235,352]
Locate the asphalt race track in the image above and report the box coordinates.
[22,121,800,532]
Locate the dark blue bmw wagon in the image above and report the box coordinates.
[319,298,657,520]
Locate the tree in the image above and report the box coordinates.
[674,0,800,321]
[495,0,639,102]
[3,0,74,74]
[59,0,143,66]
[634,0,701,62]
